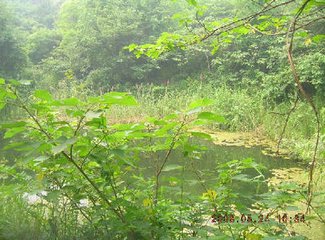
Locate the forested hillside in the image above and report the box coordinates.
[0,0,324,239]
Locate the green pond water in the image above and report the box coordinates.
[0,134,303,208]
[139,143,303,207]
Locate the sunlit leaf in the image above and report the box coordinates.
[197,112,225,122]
[0,121,27,129]
[34,90,53,101]
[4,127,25,139]
[62,97,81,106]
[189,99,214,109]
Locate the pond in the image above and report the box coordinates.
[140,142,303,207]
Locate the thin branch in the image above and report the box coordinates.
[195,11,210,34]
[276,94,299,153]
[53,178,94,225]
[199,0,295,42]
[286,0,321,213]
[154,119,186,205]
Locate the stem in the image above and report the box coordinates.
[276,95,299,153]
[286,0,321,213]
[154,120,186,205]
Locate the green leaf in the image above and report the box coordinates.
[4,142,40,152]
[188,98,214,109]
[101,92,137,106]
[0,78,5,85]
[311,0,325,6]
[162,164,183,172]
[66,109,85,117]
[245,233,263,240]
[34,90,53,101]
[190,131,212,140]
[0,102,5,110]
[312,34,325,43]
[8,79,20,86]
[186,0,197,7]
[52,137,77,155]
[87,161,101,168]
[85,117,107,128]
[234,26,250,35]
[4,127,25,139]
[0,121,27,129]
[197,112,225,122]
[61,97,81,106]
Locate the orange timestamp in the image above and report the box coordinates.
[211,212,305,224]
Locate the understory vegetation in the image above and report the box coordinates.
[0,0,324,239]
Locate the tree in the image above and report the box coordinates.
[0,1,26,78]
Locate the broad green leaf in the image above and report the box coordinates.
[190,131,212,140]
[190,119,209,126]
[188,98,214,109]
[0,121,27,129]
[62,97,81,106]
[87,161,101,168]
[312,34,325,43]
[5,91,16,99]
[4,127,25,139]
[186,0,197,6]
[8,79,20,86]
[34,90,53,101]
[162,164,183,172]
[52,137,77,155]
[245,233,263,240]
[66,109,85,117]
[0,78,5,85]
[4,142,40,152]
[0,102,5,110]
[234,26,250,35]
[311,0,325,6]
[164,113,179,120]
[197,112,225,122]
[85,117,107,128]
[126,43,137,52]
[102,92,137,106]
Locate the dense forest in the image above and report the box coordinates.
[0,0,324,239]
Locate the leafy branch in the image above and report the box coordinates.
[154,118,187,205]
[10,87,127,224]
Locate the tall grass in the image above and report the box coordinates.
[108,80,324,162]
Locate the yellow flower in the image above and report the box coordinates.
[143,198,153,207]
[203,189,217,201]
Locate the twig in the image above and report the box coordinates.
[154,119,186,205]
[276,94,299,153]
[199,0,295,42]
[286,0,321,213]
